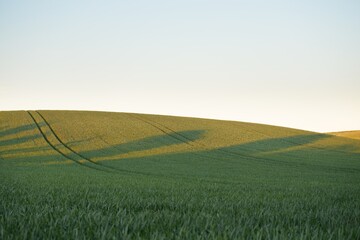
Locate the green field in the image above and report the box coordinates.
[1,110,360,239]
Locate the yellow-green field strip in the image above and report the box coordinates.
[236,121,357,155]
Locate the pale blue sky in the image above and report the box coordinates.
[1,0,359,132]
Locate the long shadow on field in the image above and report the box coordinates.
[0,137,92,156]
[0,123,206,166]
[0,123,50,148]
[0,124,38,138]
[216,134,360,165]
[0,122,90,162]
[104,133,329,164]
[77,130,205,159]
[223,134,327,154]
[2,120,359,178]
[0,134,42,147]
[96,133,360,178]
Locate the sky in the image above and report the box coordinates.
[0,0,359,132]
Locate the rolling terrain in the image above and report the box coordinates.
[1,110,360,239]
[328,130,360,140]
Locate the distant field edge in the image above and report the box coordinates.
[1,109,321,134]
[327,130,360,140]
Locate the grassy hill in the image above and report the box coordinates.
[1,110,360,239]
[328,130,360,140]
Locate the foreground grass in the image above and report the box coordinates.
[1,110,360,239]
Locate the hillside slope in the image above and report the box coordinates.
[1,110,359,175]
[1,110,360,239]
[328,130,360,140]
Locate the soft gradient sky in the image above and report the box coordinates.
[1,0,359,132]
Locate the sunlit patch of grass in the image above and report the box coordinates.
[328,130,360,141]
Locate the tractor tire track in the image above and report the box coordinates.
[28,111,113,173]
[34,111,160,176]
[35,111,123,173]
[27,111,87,168]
